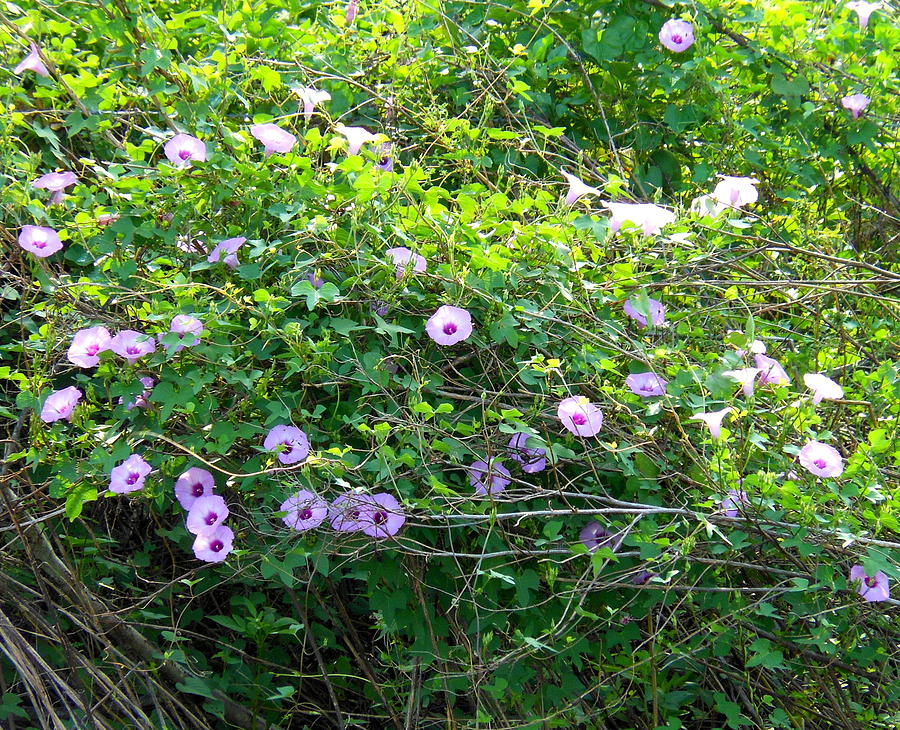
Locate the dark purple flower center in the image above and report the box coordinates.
[672,34,683,44]
[179,149,192,160]
[210,540,223,552]
[865,576,877,587]
[281,441,293,454]
[373,510,388,525]
[572,413,587,426]
[86,344,100,356]
[205,512,218,525]
[349,509,361,520]
[34,238,47,249]
[126,472,139,485]
[379,157,390,166]
[299,508,313,521]
[126,345,141,355]
[442,322,457,336]
[813,459,827,469]
[641,383,655,392]
[191,483,204,497]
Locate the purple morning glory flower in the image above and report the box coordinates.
[109,454,152,494]
[849,565,890,602]
[336,124,377,155]
[721,489,749,517]
[603,202,676,236]
[280,490,328,531]
[691,407,733,440]
[755,353,791,386]
[425,305,473,346]
[371,301,390,318]
[625,372,667,398]
[803,373,844,404]
[110,330,156,362]
[846,1,881,29]
[507,432,547,473]
[163,314,203,352]
[329,492,371,532]
[175,467,215,510]
[32,171,77,204]
[163,133,207,168]
[562,170,601,205]
[712,176,759,209]
[659,19,695,52]
[632,570,655,585]
[208,236,247,269]
[841,93,870,119]
[798,440,844,478]
[356,492,406,538]
[558,396,604,437]
[67,326,112,368]
[623,297,665,327]
[375,143,394,171]
[264,425,310,465]
[186,494,229,535]
[580,521,623,553]
[120,376,155,411]
[193,524,234,563]
[345,0,360,24]
[14,43,49,77]
[306,271,325,289]
[40,386,82,423]
[295,86,332,120]
[385,247,426,278]
[18,225,63,258]
[469,459,511,497]
[251,123,297,155]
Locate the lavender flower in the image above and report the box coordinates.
[632,570,655,585]
[329,492,371,532]
[207,237,246,268]
[580,521,623,552]
[357,493,406,538]
[755,353,791,386]
[798,440,844,478]
[562,171,601,205]
[336,124,377,155]
[385,247,426,277]
[306,271,325,289]
[603,202,676,236]
[40,386,82,423]
[14,43,49,77]
[507,432,547,473]
[691,407,733,440]
[846,1,881,28]
[295,86,332,120]
[722,368,759,397]
[625,372,668,398]
[67,326,112,368]
[469,459,511,497]
[120,376,155,411]
[280,490,328,531]
[193,525,234,563]
[425,305,473,346]
[849,565,890,602]
[186,495,229,535]
[163,314,203,352]
[264,425,310,465]
[163,134,207,168]
[659,19,695,52]
[250,123,296,155]
[175,467,215,510]
[841,93,870,119]
[110,330,156,362]
[558,396,604,438]
[345,0,360,24]
[721,489,749,517]
[623,297,666,327]
[109,454,152,494]
[18,225,63,258]
[803,373,844,404]
[32,171,77,204]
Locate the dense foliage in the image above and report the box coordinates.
[2,0,899,728]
